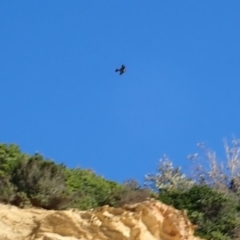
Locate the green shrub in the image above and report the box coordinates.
[10,153,69,209]
[0,144,28,176]
[0,175,17,203]
[115,179,153,206]
[158,185,240,240]
[66,168,121,209]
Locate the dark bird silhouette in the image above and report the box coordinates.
[115,64,126,75]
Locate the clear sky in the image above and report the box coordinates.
[1,1,240,184]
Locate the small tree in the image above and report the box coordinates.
[187,138,240,193]
[144,155,195,192]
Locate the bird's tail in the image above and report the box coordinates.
[115,69,119,72]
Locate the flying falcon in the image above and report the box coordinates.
[115,64,126,75]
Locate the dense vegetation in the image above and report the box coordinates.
[0,144,152,210]
[0,140,240,239]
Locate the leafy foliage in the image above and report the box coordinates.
[159,185,240,240]
[0,144,27,176]
[145,155,195,192]
[65,168,122,209]
[1,139,240,239]
[114,179,153,206]
[0,143,150,210]
[10,153,69,209]
[145,138,240,240]
[0,175,16,204]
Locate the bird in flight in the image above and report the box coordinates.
[115,64,126,75]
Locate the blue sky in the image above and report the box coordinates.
[1,1,240,184]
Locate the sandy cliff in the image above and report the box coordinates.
[0,198,203,240]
